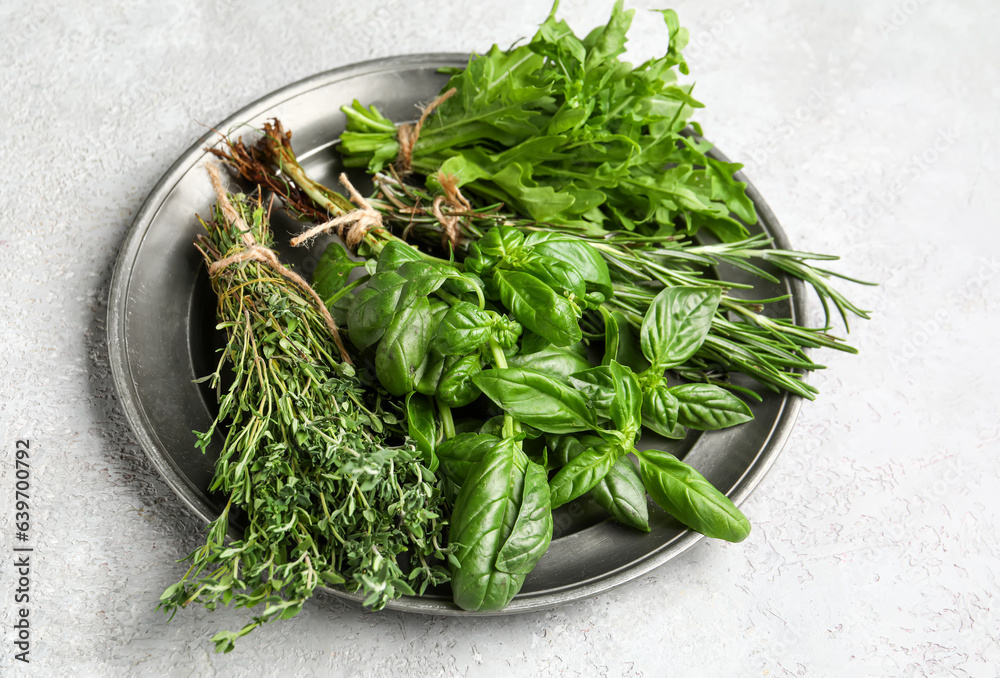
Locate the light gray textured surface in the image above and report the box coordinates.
[1,1,998,676]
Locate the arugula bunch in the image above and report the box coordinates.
[340,1,754,242]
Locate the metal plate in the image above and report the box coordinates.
[108,55,804,615]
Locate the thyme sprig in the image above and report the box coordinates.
[159,183,450,653]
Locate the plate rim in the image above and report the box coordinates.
[108,53,805,616]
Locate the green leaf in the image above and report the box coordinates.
[506,345,592,379]
[548,441,619,508]
[472,367,596,434]
[495,269,582,347]
[636,448,750,542]
[449,439,530,611]
[436,353,483,407]
[588,455,649,532]
[640,286,721,369]
[641,383,680,438]
[524,233,613,298]
[375,297,442,395]
[495,460,553,574]
[313,243,360,304]
[433,301,493,355]
[436,433,499,487]
[375,240,425,272]
[347,271,406,351]
[568,361,642,437]
[478,225,525,258]
[405,393,438,471]
[669,383,753,430]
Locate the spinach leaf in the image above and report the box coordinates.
[636,448,750,542]
[495,269,582,347]
[472,367,597,434]
[670,383,753,430]
[640,286,721,369]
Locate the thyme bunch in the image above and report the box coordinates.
[159,179,449,652]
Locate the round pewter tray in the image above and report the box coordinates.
[108,55,804,615]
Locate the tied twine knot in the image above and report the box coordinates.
[289,173,382,250]
[431,172,472,250]
[395,87,457,175]
[204,163,352,364]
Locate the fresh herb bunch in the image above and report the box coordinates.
[340,0,755,242]
[199,1,873,615]
[160,175,450,651]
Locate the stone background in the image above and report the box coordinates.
[1,1,998,676]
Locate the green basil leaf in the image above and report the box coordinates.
[395,261,455,307]
[449,439,529,611]
[519,329,551,355]
[478,225,525,258]
[641,383,680,437]
[640,286,721,369]
[569,362,641,437]
[375,240,424,273]
[670,383,753,430]
[510,254,585,299]
[523,234,612,298]
[506,345,592,379]
[610,310,650,373]
[313,243,360,304]
[375,297,441,396]
[436,433,500,487]
[588,455,650,532]
[472,367,596,434]
[347,271,406,351]
[437,353,483,407]
[636,448,750,542]
[433,301,493,355]
[495,459,553,574]
[495,269,582,347]
[548,441,619,508]
[405,392,438,471]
